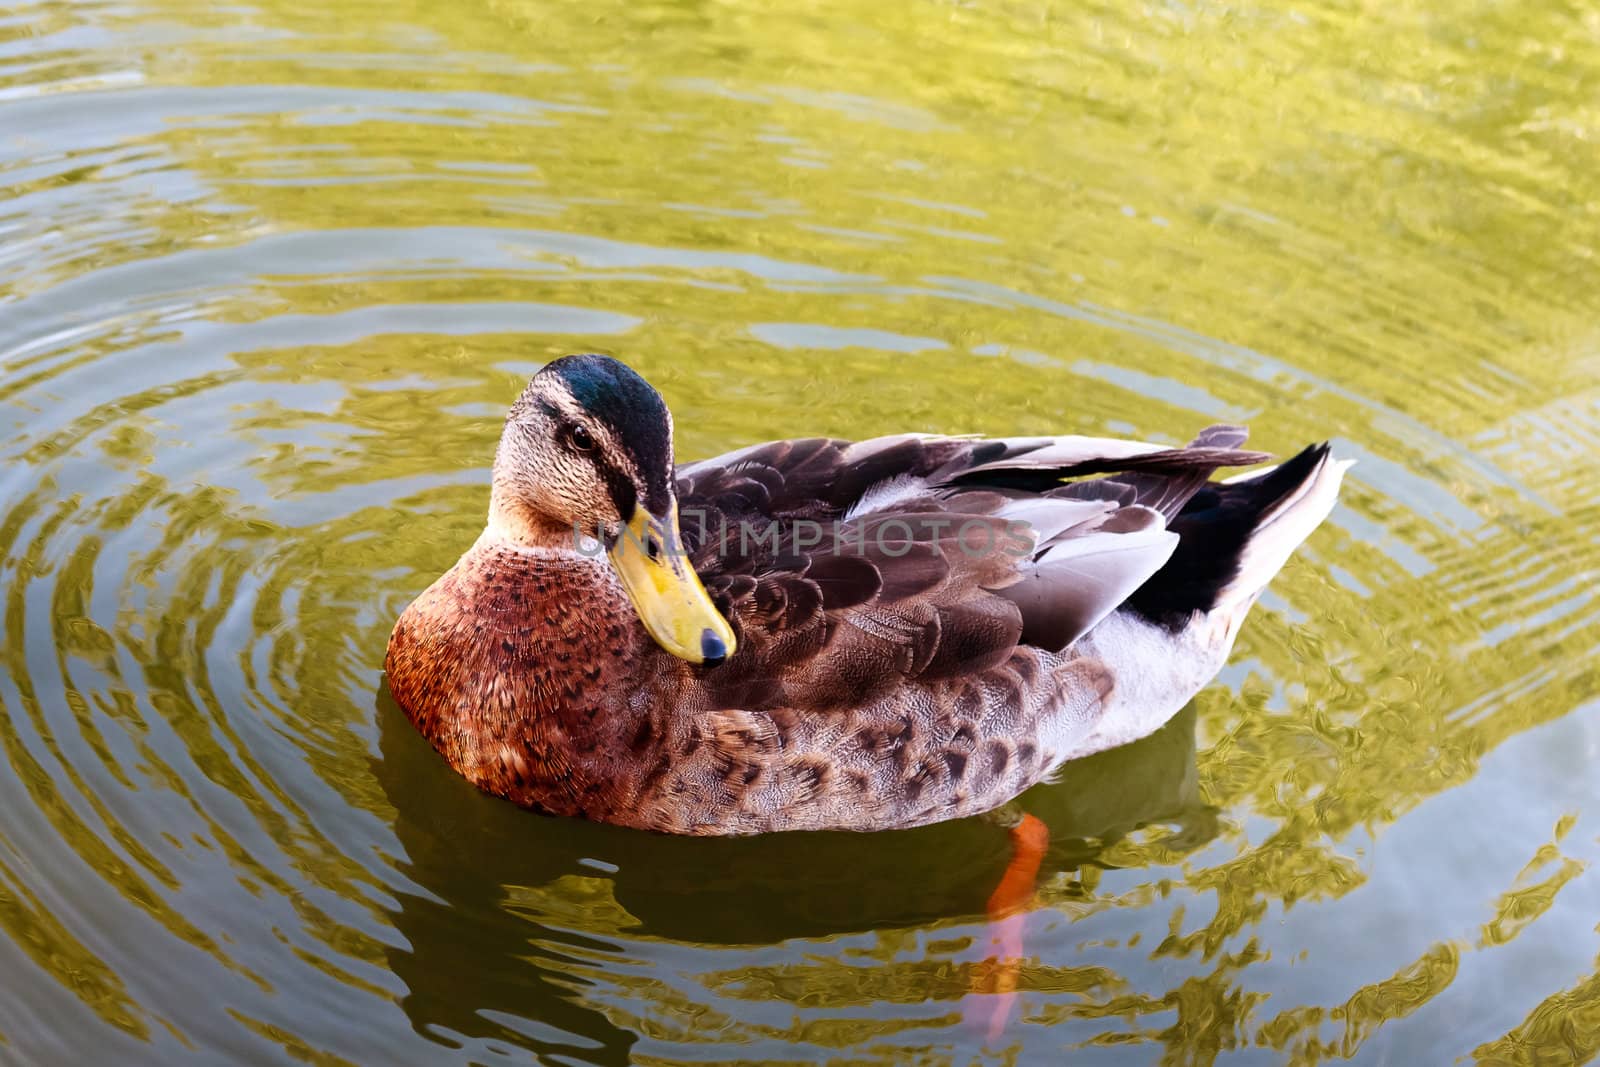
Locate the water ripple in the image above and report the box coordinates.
[0,0,1596,1062]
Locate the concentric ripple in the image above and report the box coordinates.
[1,0,1599,1062]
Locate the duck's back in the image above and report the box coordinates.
[609,427,1351,833]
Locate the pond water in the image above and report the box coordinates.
[3,0,1599,1062]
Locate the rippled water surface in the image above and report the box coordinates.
[3,0,1599,1062]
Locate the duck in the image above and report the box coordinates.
[385,353,1350,837]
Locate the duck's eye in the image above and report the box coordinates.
[567,425,595,452]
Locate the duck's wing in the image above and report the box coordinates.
[675,429,1270,712]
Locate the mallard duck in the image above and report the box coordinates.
[386,354,1349,835]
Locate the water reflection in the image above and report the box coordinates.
[378,688,1204,1061]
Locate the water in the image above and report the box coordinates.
[2,0,1598,1062]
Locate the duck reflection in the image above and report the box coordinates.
[371,685,1206,1062]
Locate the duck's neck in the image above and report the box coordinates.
[384,533,651,816]
[482,492,604,553]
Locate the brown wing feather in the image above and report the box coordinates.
[675,427,1269,715]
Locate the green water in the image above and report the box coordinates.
[2,0,1598,1062]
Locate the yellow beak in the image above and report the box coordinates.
[607,502,736,665]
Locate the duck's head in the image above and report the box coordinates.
[488,353,735,666]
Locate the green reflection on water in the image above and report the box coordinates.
[0,0,1597,1062]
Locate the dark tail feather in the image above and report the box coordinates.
[1127,443,1337,628]
[1051,424,1267,521]
[1110,423,1254,520]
